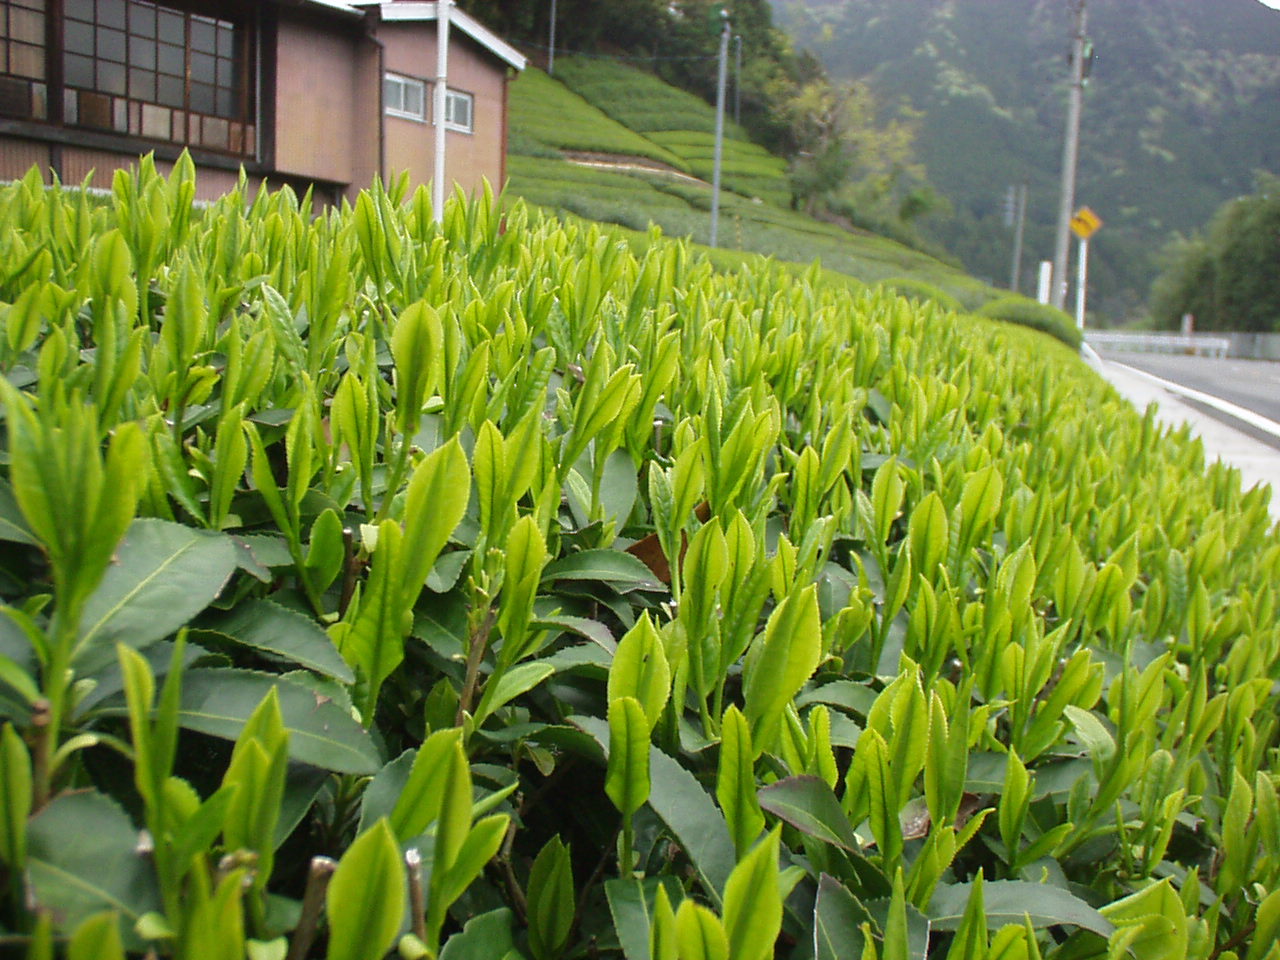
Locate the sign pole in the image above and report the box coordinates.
[1075,236,1089,329]
[1068,205,1101,326]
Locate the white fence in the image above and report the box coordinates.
[1221,332,1280,361]
[1085,331,1232,358]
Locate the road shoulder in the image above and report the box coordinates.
[1084,349,1280,523]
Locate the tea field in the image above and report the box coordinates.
[506,63,1014,317]
[0,160,1277,960]
[504,62,1082,350]
[547,58,791,209]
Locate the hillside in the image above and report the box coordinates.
[504,58,1028,320]
[770,0,1280,322]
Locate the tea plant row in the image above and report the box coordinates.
[0,158,1276,960]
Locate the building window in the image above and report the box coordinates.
[0,0,254,155]
[444,88,472,133]
[0,0,49,120]
[383,71,425,121]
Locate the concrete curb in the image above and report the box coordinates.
[1089,356,1280,523]
[1110,361,1280,442]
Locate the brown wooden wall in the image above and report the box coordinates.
[274,13,364,187]
[0,138,241,200]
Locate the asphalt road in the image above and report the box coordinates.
[1097,352,1280,425]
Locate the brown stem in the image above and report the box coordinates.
[28,700,52,811]
[406,848,426,941]
[286,856,337,960]
[517,756,578,818]
[496,821,528,923]
[1208,922,1256,960]
[455,608,497,726]
[337,527,360,620]
[573,826,620,938]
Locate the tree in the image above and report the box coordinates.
[1149,235,1216,330]
[1149,173,1280,332]
[458,0,668,56]
[1210,173,1280,332]
[782,77,923,217]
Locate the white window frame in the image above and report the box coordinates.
[384,72,427,122]
[443,89,474,133]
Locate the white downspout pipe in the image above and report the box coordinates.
[433,0,450,223]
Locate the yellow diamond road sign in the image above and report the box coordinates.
[1070,206,1103,239]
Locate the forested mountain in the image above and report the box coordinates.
[770,0,1280,321]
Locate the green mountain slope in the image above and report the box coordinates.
[770,0,1280,321]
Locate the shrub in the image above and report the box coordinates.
[941,274,1004,311]
[880,275,965,313]
[978,294,1083,348]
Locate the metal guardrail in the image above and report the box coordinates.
[1084,331,1232,358]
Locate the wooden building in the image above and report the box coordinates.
[0,0,526,201]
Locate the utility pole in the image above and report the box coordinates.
[709,10,730,248]
[548,0,557,76]
[1051,0,1087,310]
[1009,181,1028,293]
[734,34,742,125]
[433,0,451,224]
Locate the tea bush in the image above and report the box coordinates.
[508,68,690,171]
[551,57,792,208]
[977,295,1083,350]
[506,157,706,238]
[551,58,751,140]
[646,132,789,184]
[878,277,965,314]
[0,159,1277,959]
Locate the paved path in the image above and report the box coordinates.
[1095,351,1280,424]
[1084,348,1280,523]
